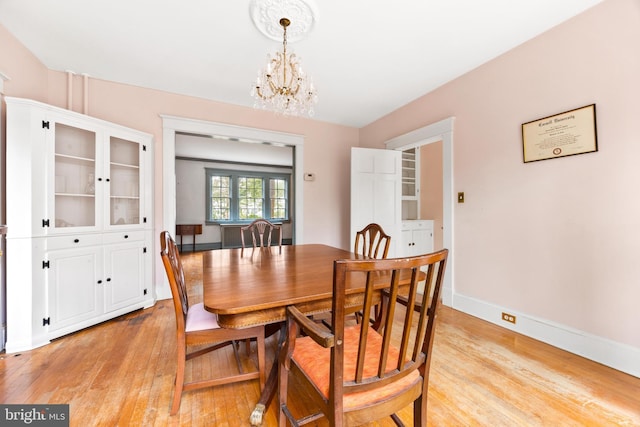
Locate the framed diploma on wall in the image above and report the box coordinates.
[522,104,597,163]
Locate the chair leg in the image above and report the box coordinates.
[391,413,404,426]
[170,346,187,415]
[413,395,426,427]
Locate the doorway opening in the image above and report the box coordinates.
[159,115,305,299]
[385,117,455,306]
[174,132,294,249]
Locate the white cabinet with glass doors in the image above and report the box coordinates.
[49,114,147,233]
[5,97,154,353]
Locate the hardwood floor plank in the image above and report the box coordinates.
[115,314,164,425]
[1,251,639,426]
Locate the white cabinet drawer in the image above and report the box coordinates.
[402,220,433,231]
[46,234,102,250]
[102,230,146,244]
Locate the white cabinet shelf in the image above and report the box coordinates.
[401,147,420,200]
[5,97,154,353]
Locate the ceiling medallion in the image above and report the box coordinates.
[249,0,319,43]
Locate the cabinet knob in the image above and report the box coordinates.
[74,239,80,243]
[97,280,102,284]
[98,177,102,181]
[106,278,111,282]
[105,178,110,182]
[124,235,129,239]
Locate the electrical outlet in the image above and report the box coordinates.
[502,312,516,324]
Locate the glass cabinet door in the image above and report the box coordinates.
[109,136,140,226]
[54,123,97,229]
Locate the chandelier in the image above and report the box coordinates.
[251,17,318,117]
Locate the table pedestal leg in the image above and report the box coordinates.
[250,323,286,426]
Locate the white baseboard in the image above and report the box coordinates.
[448,293,640,379]
[155,279,171,301]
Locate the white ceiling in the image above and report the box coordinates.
[0,0,604,128]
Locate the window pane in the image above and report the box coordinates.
[238,177,264,219]
[210,175,231,220]
[270,178,287,219]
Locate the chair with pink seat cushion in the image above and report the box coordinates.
[240,218,282,250]
[278,249,448,426]
[160,231,265,415]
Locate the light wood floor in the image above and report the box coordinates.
[2,251,639,426]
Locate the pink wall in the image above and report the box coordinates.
[0,42,359,253]
[420,141,443,249]
[0,25,48,101]
[361,0,640,350]
[0,28,359,307]
[1,0,638,362]
[40,73,360,250]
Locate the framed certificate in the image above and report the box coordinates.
[522,104,597,163]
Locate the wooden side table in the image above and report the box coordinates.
[175,224,202,252]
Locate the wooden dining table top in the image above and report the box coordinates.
[202,244,380,328]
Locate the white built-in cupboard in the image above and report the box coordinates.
[400,146,434,256]
[351,147,434,258]
[5,97,154,353]
[401,220,434,256]
[401,147,420,215]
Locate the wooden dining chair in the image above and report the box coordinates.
[160,231,266,415]
[353,223,391,324]
[354,222,391,259]
[278,249,448,427]
[241,218,282,250]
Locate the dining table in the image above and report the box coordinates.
[202,243,386,425]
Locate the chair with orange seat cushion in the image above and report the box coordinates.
[278,249,448,426]
[160,231,266,415]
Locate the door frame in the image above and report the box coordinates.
[385,117,454,306]
[159,115,304,300]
